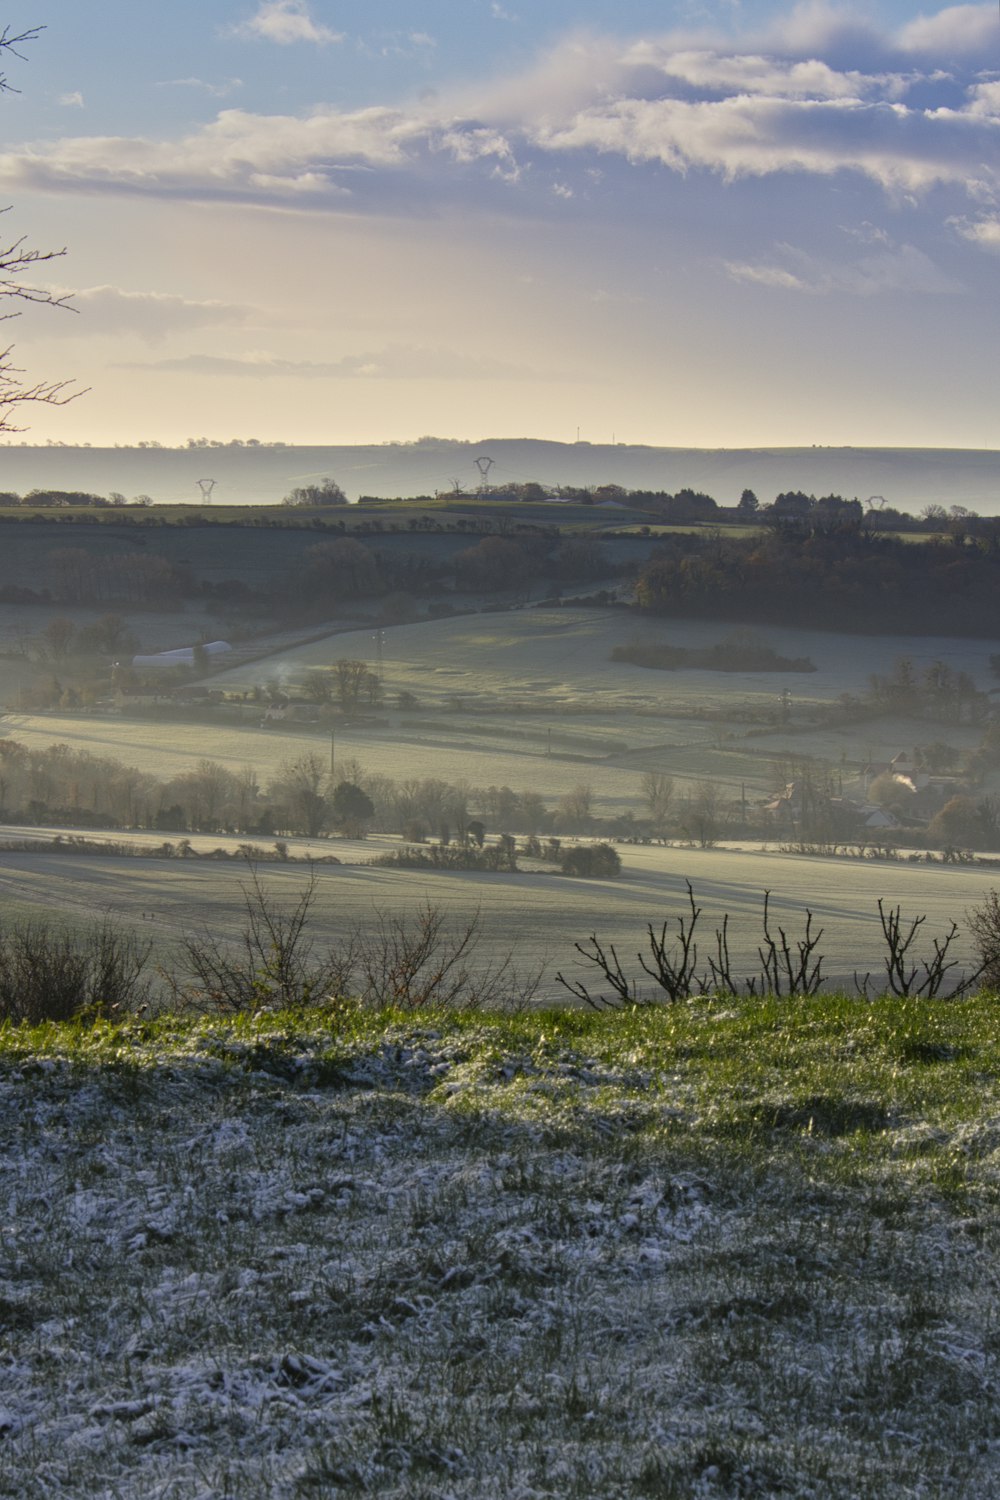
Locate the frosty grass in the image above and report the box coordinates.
[2,998,999,1498]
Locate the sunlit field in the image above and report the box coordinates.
[0,841,990,1001]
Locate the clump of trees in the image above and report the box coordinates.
[612,633,815,674]
[283,479,348,507]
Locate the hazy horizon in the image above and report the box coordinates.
[1,436,998,511]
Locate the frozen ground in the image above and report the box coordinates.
[1,1004,999,1498]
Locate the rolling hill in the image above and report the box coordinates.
[0,439,997,512]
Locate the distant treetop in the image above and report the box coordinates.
[282,478,348,507]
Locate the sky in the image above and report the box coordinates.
[0,0,996,450]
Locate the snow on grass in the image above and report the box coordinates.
[2,1000,1000,1497]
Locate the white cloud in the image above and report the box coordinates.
[725,240,964,294]
[119,345,538,380]
[362,31,438,60]
[233,2,344,47]
[533,92,997,195]
[54,286,251,342]
[951,215,1000,252]
[157,77,244,100]
[59,92,84,108]
[897,4,998,57]
[621,44,883,101]
[0,5,996,225]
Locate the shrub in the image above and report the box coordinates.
[968,889,1000,991]
[170,867,354,1013]
[353,903,538,1011]
[559,843,622,879]
[0,918,153,1024]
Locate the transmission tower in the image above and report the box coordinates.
[474,456,494,496]
[196,478,217,504]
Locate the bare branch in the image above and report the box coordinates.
[0,26,44,93]
[0,29,85,429]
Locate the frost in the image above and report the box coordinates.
[0,1020,998,1496]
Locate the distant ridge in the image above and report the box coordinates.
[1,440,997,514]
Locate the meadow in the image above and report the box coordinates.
[1,604,997,992]
[0,840,990,1003]
[4,606,999,812]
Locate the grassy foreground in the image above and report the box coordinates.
[3,996,1000,1498]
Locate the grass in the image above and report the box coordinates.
[3,994,1000,1496]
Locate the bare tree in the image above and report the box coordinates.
[640,770,674,830]
[0,27,83,430]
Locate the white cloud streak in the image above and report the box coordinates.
[725,240,964,294]
[119,345,539,380]
[232,2,344,47]
[55,286,251,341]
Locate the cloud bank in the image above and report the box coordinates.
[1,2,995,242]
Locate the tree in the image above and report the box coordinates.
[333,658,378,712]
[737,488,759,516]
[555,783,593,833]
[640,770,674,830]
[330,780,374,835]
[301,669,334,705]
[684,781,722,847]
[559,843,622,878]
[39,617,75,662]
[928,796,983,850]
[268,754,329,837]
[0,28,81,431]
[283,478,347,507]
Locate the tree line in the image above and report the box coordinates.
[635,527,1000,636]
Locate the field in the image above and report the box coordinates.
[3,579,1000,1496]
[0,604,998,992]
[3,997,1000,1497]
[4,606,999,815]
[0,841,991,1002]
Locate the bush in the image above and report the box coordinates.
[170,867,354,1013]
[559,843,622,879]
[0,918,153,1024]
[968,889,1000,991]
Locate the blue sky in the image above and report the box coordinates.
[0,0,997,449]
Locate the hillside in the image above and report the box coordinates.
[0,440,998,511]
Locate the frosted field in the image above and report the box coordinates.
[0,606,997,992]
[3,1002,1000,1498]
[2,607,998,814]
[0,841,991,1000]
